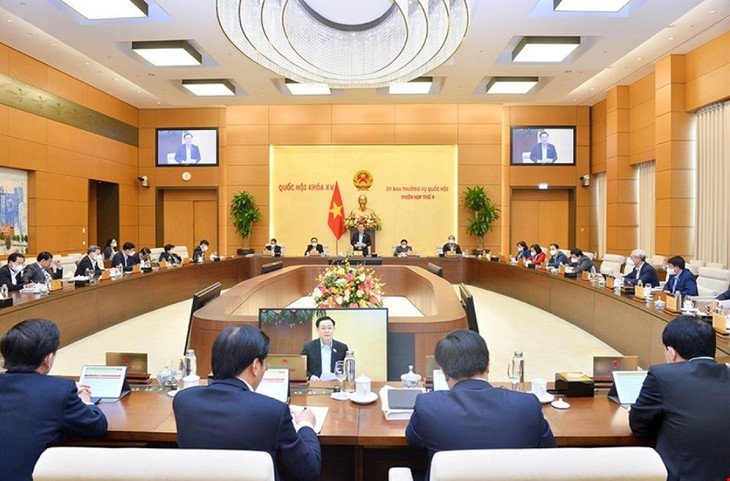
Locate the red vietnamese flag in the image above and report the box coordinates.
[327,182,346,240]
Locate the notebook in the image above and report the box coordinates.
[593,355,639,383]
[79,365,130,403]
[608,370,648,408]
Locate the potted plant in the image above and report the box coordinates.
[230,191,261,248]
[462,186,501,254]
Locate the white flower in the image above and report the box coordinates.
[335,296,344,305]
[312,287,322,298]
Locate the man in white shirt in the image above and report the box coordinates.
[529,131,558,164]
[300,316,349,380]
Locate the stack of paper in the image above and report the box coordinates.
[290,405,329,434]
[379,385,425,420]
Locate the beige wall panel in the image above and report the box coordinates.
[458,144,502,165]
[509,189,568,202]
[394,124,457,144]
[8,109,47,144]
[138,147,155,168]
[138,226,156,248]
[394,104,458,124]
[163,199,194,250]
[629,149,654,166]
[458,165,501,185]
[613,226,637,252]
[226,185,269,206]
[226,165,269,186]
[138,205,154,225]
[458,104,502,124]
[629,73,655,107]
[138,128,155,149]
[684,31,730,82]
[269,105,332,125]
[154,167,219,186]
[685,66,730,111]
[654,55,684,89]
[138,185,155,207]
[654,141,694,171]
[269,125,332,145]
[0,44,8,74]
[576,145,590,166]
[331,104,395,124]
[194,200,218,251]
[47,174,86,202]
[458,123,501,144]
[616,179,638,202]
[47,69,87,106]
[153,108,222,128]
[606,109,630,136]
[630,101,655,129]
[576,106,590,126]
[537,198,569,247]
[655,112,695,143]
[331,124,395,144]
[606,87,629,112]
[7,137,48,171]
[138,110,156,128]
[576,125,590,147]
[8,48,48,90]
[606,132,629,158]
[47,200,86,226]
[509,166,578,187]
[227,145,270,166]
[47,146,90,177]
[227,125,269,145]
[577,204,590,226]
[592,146,607,175]
[615,202,638,227]
[85,88,137,126]
[0,105,7,133]
[654,82,685,115]
[227,105,269,125]
[162,189,216,202]
[508,106,577,125]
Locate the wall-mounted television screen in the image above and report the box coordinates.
[258,308,388,381]
[156,128,218,166]
[510,126,575,166]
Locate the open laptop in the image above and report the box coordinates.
[79,365,130,404]
[267,355,308,383]
[608,370,648,408]
[593,355,639,383]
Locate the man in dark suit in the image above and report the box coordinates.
[301,316,348,380]
[704,287,730,313]
[630,316,730,481]
[0,319,108,481]
[304,237,324,256]
[622,249,660,287]
[22,251,63,285]
[192,239,209,263]
[111,241,136,272]
[441,235,462,256]
[529,131,558,164]
[547,243,569,268]
[174,132,201,164]
[406,329,555,478]
[131,247,151,267]
[0,252,28,291]
[173,324,320,481]
[265,238,282,257]
[74,245,102,277]
[662,255,698,296]
[350,223,372,256]
[158,244,182,264]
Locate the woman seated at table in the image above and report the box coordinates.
[304,237,324,256]
[569,248,595,273]
[529,244,546,265]
[547,243,569,268]
[515,241,530,260]
[159,244,182,264]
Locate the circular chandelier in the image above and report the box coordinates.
[217,0,471,89]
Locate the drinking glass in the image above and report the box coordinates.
[171,358,185,389]
[333,360,348,400]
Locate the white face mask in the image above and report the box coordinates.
[549,249,557,256]
[518,246,523,251]
[530,251,536,257]
[311,242,317,247]
[668,267,677,276]
[448,240,455,244]
[11,264,23,273]
[571,257,578,263]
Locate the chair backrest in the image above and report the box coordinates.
[686,263,701,276]
[33,447,275,481]
[696,267,730,297]
[689,259,706,267]
[174,245,190,260]
[651,255,666,267]
[707,261,725,269]
[584,252,595,260]
[149,247,164,259]
[427,447,666,481]
[599,254,625,276]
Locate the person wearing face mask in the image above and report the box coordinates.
[569,248,595,273]
[111,242,136,272]
[662,256,698,297]
[75,246,102,277]
[620,249,659,287]
[394,239,412,257]
[515,241,530,260]
[0,252,28,291]
[528,244,546,265]
[441,235,462,256]
[192,239,209,263]
[102,238,118,261]
[264,238,282,257]
[630,316,730,481]
[546,243,569,268]
[304,237,324,256]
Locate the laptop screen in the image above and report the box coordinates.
[611,370,648,405]
[79,365,127,399]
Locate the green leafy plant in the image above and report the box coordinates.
[462,186,501,250]
[259,308,326,326]
[230,191,261,242]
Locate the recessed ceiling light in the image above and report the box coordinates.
[668,36,675,41]
[388,77,433,95]
[553,0,631,13]
[283,79,331,95]
[132,40,202,67]
[512,37,580,63]
[485,77,538,95]
[60,0,148,20]
[182,79,236,96]
[709,10,716,14]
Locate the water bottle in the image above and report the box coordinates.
[184,349,197,377]
[507,351,524,391]
[344,350,356,393]
[0,284,7,299]
[674,291,682,309]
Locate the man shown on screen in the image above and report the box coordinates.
[301,316,348,381]
[529,131,558,164]
[174,133,201,164]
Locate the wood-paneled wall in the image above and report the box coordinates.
[0,44,138,256]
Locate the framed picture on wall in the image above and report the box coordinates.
[156,128,219,166]
[510,126,576,166]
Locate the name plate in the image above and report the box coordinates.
[407,251,417,257]
[634,285,645,299]
[665,295,679,313]
[446,251,457,257]
[559,264,566,275]
[159,260,167,269]
[101,270,111,281]
[49,279,63,291]
[132,264,141,274]
[352,250,363,257]
[712,313,729,336]
[605,276,614,289]
[581,271,590,281]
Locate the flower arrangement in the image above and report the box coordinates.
[344,212,382,231]
[312,262,385,308]
[259,308,326,326]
